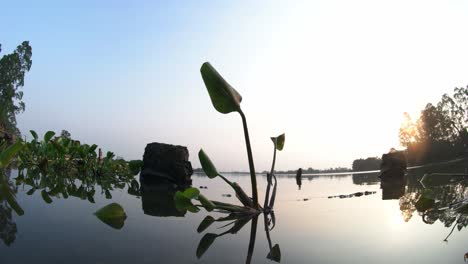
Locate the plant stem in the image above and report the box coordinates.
[263,142,276,209]
[239,110,259,209]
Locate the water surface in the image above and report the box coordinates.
[1,161,468,263]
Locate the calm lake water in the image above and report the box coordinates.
[1,161,468,263]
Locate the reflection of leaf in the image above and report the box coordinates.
[229,217,251,234]
[198,194,215,212]
[0,173,24,215]
[41,190,53,204]
[200,62,242,114]
[196,233,217,259]
[26,188,35,195]
[267,244,281,262]
[415,196,434,212]
[105,189,112,199]
[197,216,215,233]
[198,149,219,178]
[87,190,95,203]
[271,133,285,151]
[94,203,127,230]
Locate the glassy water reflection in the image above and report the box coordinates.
[1,160,468,263]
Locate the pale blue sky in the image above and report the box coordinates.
[2,0,468,171]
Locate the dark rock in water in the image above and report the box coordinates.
[354,192,363,197]
[222,194,232,197]
[380,149,407,176]
[140,142,193,186]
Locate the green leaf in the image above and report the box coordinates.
[182,187,200,199]
[267,244,281,262]
[200,62,242,114]
[271,133,285,151]
[0,140,24,168]
[88,144,98,154]
[198,194,215,212]
[174,191,200,213]
[30,130,38,140]
[198,149,219,178]
[197,216,215,233]
[41,190,53,204]
[196,233,217,259]
[44,131,56,143]
[94,203,127,230]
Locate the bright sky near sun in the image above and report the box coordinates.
[2,0,468,171]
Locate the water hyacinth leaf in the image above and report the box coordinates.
[44,131,56,143]
[196,233,217,259]
[271,133,285,151]
[198,149,219,178]
[198,194,215,212]
[175,191,200,213]
[0,140,24,168]
[41,190,53,204]
[267,244,281,262]
[182,187,200,199]
[94,203,127,230]
[88,144,98,154]
[197,216,215,233]
[200,62,242,114]
[30,130,38,140]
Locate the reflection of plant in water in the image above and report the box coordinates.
[0,170,18,246]
[399,192,419,222]
[175,63,283,262]
[0,131,142,235]
[0,141,25,246]
[400,173,468,240]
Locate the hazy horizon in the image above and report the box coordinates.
[3,0,468,171]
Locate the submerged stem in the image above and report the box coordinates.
[239,110,259,209]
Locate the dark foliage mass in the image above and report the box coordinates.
[399,87,467,165]
[0,41,32,137]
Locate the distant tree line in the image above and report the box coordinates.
[269,167,351,175]
[351,157,381,171]
[399,86,467,165]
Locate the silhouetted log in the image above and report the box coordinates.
[140,142,193,186]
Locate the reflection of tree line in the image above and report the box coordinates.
[385,162,468,240]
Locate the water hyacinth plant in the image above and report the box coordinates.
[175,62,285,214]
[174,62,284,262]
